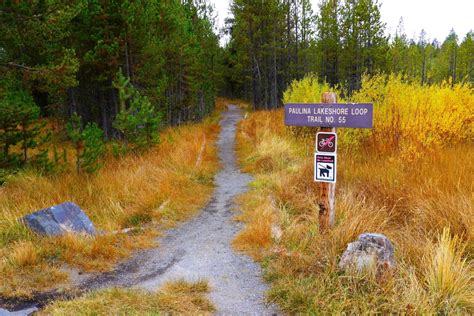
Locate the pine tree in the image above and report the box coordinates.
[66,112,105,174]
[457,31,474,84]
[80,123,106,174]
[0,78,47,168]
[317,0,341,86]
[432,30,459,83]
[0,1,79,116]
[113,70,162,151]
[227,0,316,109]
[66,112,83,173]
[388,18,410,76]
[298,0,316,77]
[340,0,387,92]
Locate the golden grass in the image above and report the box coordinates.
[233,194,274,260]
[10,240,38,267]
[0,118,220,298]
[215,96,251,112]
[424,229,473,311]
[234,105,473,313]
[39,279,215,315]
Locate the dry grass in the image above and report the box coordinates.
[0,118,220,298]
[234,105,473,313]
[39,279,215,315]
[233,194,274,260]
[215,96,251,112]
[424,229,473,311]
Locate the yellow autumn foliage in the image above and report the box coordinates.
[352,74,474,160]
[283,74,474,160]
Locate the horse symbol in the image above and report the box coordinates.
[318,164,332,178]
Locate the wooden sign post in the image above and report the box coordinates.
[284,93,373,230]
[319,92,337,229]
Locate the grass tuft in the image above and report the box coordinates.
[39,279,215,315]
[10,240,38,267]
[424,228,473,311]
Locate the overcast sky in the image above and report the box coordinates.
[210,0,473,45]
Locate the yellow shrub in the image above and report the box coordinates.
[352,74,474,159]
[283,74,332,104]
[282,74,474,160]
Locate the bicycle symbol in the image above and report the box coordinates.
[319,137,334,148]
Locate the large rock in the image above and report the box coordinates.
[22,202,96,236]
[0,307,38,316]
[339,233,395,274]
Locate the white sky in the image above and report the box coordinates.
[210,0,474,45]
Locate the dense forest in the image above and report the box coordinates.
[1,0,222,173]
[224,0,474,109]
[1,0,473,173]
[1,0,222,128]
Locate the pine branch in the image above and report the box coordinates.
[1,62,41,72]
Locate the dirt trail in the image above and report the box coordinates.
[70,105,277,314]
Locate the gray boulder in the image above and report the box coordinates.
[0,307,38,316]
[22,202,96,236]
[339,233,395,274]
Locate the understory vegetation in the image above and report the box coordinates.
[0,114,220,298]
[234,75,473,313]
[40,279,214,315]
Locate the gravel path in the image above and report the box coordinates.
[75,105,278,315]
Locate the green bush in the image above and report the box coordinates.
[66,112,105,174]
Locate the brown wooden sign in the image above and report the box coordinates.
[283,92,373,230]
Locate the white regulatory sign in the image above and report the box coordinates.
[314,153,336,183]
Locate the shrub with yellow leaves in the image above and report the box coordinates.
[283,74,474,161]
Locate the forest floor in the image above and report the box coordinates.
[3,103,278,315]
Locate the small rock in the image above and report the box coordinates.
[339,233,395,275]
[22,202,96,236]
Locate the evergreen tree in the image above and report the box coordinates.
[66,112,83,173]
[66,112,105,174]
[226,0,317,109]
[0,78,47,168]
[339,0,387,92]
[1,0,221,135]
[432,30,459,83]
[80,123,106,174]
[388,18,410,76]
[0,1,79,117]
[317,0,341,85]
[113,71,162,151]
[457,31,474,84]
